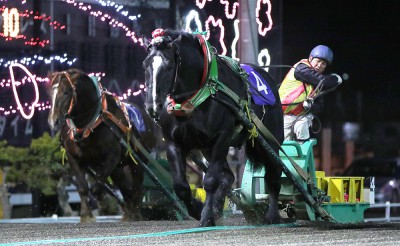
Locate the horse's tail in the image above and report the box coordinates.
[245,142,264,171]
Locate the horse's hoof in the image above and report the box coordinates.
[199,218,216,227]
[80,216,96,223]
[189,199,203,220]
[264,214,282,224]
[122,213,143,222]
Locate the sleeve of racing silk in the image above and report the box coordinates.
[294,63,340,89]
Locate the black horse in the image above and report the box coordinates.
[48,69,157,222]
[143,29,284,226]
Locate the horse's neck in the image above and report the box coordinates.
[173,57,204,101]
[69,92,99,128]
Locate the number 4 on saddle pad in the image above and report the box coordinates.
[241,64,276,106]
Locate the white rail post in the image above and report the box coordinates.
[385,201,391,222]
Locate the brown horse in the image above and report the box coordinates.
[48,68,158,222]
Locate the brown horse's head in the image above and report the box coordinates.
[47,69,81,131]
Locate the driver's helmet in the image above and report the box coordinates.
[310,45,333,64]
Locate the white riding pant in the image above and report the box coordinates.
[283,114,314,141]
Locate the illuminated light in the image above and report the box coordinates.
[231,19,240,61]
[257,48,271,72]
[205,15,227,55]
[256,0,273,36]
[62,0,142,46]
[196,0,212,9]
[9,63,39,119]
[2,8,20,37]
[1,7,66,47]
[0,68,144,117]
[185,10,203,32]
[0,54,77,68]
[93,0,140,20]
[220,0,239,19]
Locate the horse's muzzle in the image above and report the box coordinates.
[48,118,61,131]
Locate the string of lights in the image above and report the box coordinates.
[0,54,77,67]
[94,0,141,21]
[62,0,143,45]
[0,64,145,118]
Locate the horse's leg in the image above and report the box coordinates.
[200,143,232,227]
[56,175,74,216]
[201,150,234,222]
[264,155,282,224]
[166,142,203,220]
[111,163,144,221]
[67,155,95,223]
[213,161,234,221]
[89,181,106,215]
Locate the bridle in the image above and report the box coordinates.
[50,71,77,118]
[50,71,103,141]
[146,32,213,116]
[147,36,183,100]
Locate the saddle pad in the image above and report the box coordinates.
[124,103,146,133]
[240,64,276,106]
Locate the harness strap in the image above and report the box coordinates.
[102,110,130,134]
[168,35,250,117]
[68,89,132,142]
[196,34,212,87]
[168,35,214,116]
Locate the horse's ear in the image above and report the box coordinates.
[175,34,184,43]
[142,36,151,50]
[169,34,184,49]
[47,71,57,85]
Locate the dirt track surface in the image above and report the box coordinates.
[1,215,400,245]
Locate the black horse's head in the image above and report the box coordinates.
[143,33,178,119]
[47,69,93,131]
[143,30,205,119]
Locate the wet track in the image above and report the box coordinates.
[1,215,400,245]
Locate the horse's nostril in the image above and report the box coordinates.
[156,103,163,111]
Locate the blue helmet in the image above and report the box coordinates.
[310,45,333,64]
